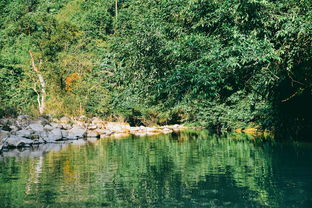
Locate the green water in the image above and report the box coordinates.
[0,131,311,208]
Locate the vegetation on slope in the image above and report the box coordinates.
[0,0,311,139]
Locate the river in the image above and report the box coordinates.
[0,130,311,207]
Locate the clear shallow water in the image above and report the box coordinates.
[0,130,311,208]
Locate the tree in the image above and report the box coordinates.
[29,50,46,115]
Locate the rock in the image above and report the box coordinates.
[0,131,9,151]
[44,125,54,131]
[91,117,106,129]
[61,130,69,138]
[86,130,99,137]
[105,122,130,133]
[16,115,32,128]
[162,128,173,133]
[15,129,34,138]
[0,130,10,139]
[67,125,86,139]
[75,121,87,128]
[78,115,88,122]
[88,124,97,130]
[6,135,33,147]
[9,125,19,132]
[97,129,113,136]
[59,116,71,124]
[45,128,63,142]
[28,123,44,132]
[61,123,72,130]
[0,118,16,127]
[50,122,63,128]
[32,117,50,126]
[38,131,48,139]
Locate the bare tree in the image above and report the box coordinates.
[29,50,46,115]
[115,0,118,21]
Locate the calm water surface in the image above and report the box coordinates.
[0,131,311,208]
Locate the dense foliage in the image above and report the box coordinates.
[0,0,311,139]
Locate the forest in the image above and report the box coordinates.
[0,0,311,139]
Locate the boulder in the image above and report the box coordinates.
[50,122,63,129]
[15,129,35,138]
[61,130,69,138]
[59,116,71,124]
[44,125,54,131]
[37,131,48,140]
[91,117,106,129]
[162,128,173,133]
[0,132,8,150]
[16,115,32,128]
[9,125,19,132]
[31,117,50,126]
[0,130,10,139]
[6,135,33,147]
[105,122,130,133]
[45,128,63,142]
[96,129,113,136]
[0,118,16,127]
[86,130,99,137]
[67,125,86,139]
[28,123,44,132]
[88,124,97,130]
[61,123,72,130]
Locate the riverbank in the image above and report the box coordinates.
[0,115,191,152]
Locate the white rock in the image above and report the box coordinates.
[61,130,69,138]
[6,135,33,147]
[46,128,63,142]
[9,125,19,132]
[88,124,97,130]
[28,123,44,132]
[87,131,99,137]
[15,129,34,138]
[59,116,71,124]
[44,125,54,131]
[67,125,86,139]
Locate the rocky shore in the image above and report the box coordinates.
[0,115,188,152]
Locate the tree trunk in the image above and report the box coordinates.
[115,0,118,21]
[29,50,46,115]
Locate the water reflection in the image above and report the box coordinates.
[0,131,311,208]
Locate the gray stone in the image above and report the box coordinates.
[97,129,113,136]
[0,130,10,139]
[59,116,71,124]
[86,130,99,137]
[61,130,69,138]
[88,124,97,130]
[16,115,32,128]
[15,129,34,138]
[67,125,86,139]
[28,123,44,132]
[6,135,33,147]
[46,128,63,142]
[9,125,19,132]
[44,125,54,131]
[33,117,50,126]
[50,122,62,129]
[61,123,72,130]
